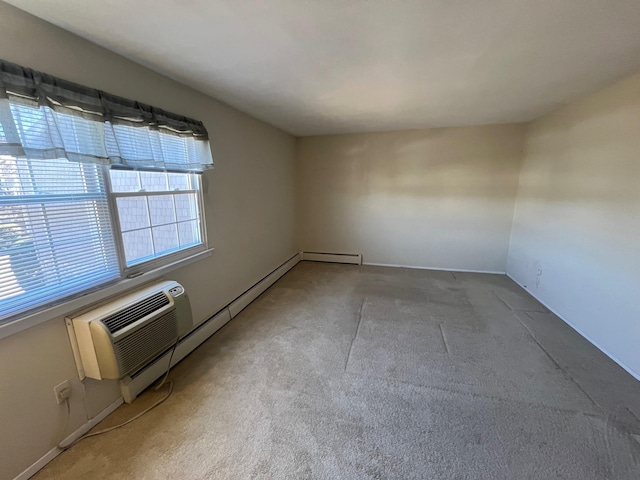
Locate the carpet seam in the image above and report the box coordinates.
[343,369,607,419]
[344,298,365,372]
[514,311,604,414]
[438,323,450,354]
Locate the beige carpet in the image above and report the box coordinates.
[35,262,640,479]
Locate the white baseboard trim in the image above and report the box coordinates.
[15,397,123,480]
[363,262,505,275]
[301,251,362,265]
[506,273,640,382]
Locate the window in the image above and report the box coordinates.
[0,156,120,319]
[0,156,206,322]
[109,169,204,267]
[0,60,212,324]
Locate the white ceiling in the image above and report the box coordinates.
[6,0,640,136]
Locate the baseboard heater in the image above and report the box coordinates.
[120,252,300,403]
[301,251,362,265]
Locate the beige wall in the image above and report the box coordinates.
[296,125,526,272]
[0,3,296,479]
[507,74,640,378]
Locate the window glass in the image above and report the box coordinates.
[110,170,203,268]
[0,156,119,320]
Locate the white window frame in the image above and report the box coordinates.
[104,167,208,277]
[0,163,210,338]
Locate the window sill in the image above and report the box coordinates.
[0,248,213,341]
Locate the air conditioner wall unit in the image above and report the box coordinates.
[67,280,192,381]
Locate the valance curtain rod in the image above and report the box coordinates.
[0,59,208,139]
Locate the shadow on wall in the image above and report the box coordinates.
[511,85,640,265]
[514,78,640,205]
[298,126,525,200]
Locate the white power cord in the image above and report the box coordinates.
[57,397,71,446]
[58,341,179,450]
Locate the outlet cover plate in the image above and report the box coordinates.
[54,380,71,404]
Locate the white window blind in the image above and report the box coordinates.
[0,156,120,319]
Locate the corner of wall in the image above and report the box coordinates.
[504,121,532,276]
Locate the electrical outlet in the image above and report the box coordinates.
[54,380,71,404]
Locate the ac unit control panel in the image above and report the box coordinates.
[169,285,184,297]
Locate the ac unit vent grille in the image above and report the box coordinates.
[102,292,170,334]
[113,309,178,375]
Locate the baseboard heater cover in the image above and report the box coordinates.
[301,251,362,265]
[229,253,301,318]
[120,308,231,403]
[120,252,300,403]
